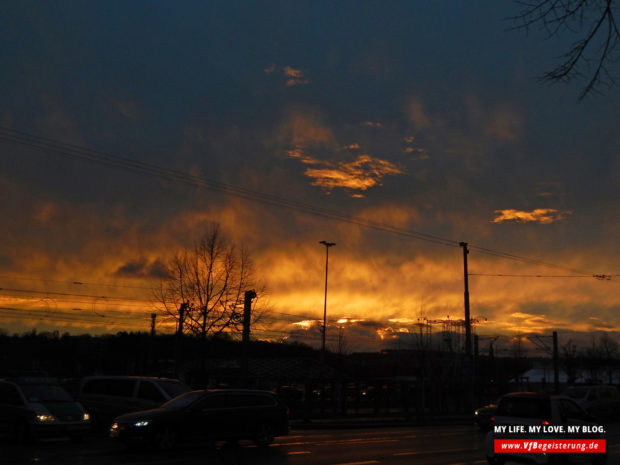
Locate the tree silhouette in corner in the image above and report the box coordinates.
[512,0,619,98]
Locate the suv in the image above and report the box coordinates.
[563,385,620,420]
[486,392,606,465]
[76,376,190,430]
[109,389,289,450]
[0,376,91,442]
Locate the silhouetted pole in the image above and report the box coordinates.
[177,302,187,336]
[174,302,187,377]
[242,290,257,383]
[460,242,472,357]
[553,331,559,393]
[148,313,157,373]
[319,241,336,365]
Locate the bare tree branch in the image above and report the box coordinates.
[511,0,619,98]
[157,224,265,340]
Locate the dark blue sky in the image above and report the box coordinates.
[0,1,618,343]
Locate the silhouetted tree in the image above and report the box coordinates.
[157,225,262,339]
[512,0,620,98]
[562,339,580,384]
[598,333,619,383]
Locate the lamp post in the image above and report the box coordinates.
[319,241,336,364]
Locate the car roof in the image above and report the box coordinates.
[502,392,550,399]
[0,376,60,385]
[81,376,181,381]
[499,392,577,403]
[205,389,276,395]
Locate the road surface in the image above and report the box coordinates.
[2,424,619,465]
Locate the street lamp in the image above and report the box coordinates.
[319,240,336,363]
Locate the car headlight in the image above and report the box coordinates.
[36,414,56,422]
[133,420,150,428]
[82,413,90,421]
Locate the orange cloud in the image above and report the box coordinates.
[290,152,403,194]
[264,65,309,86]
[493,208,572,224]
[1,169,617,342]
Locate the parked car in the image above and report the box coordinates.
[486,392,606,465]
[475,397,501,430]
[0,376,90,442]
[563,385,620,420]
[109,389,289,450]
[76,376,190,430]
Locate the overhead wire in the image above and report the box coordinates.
[0,274,154,290]
[0,127,616,336]
[0,286,151,302]
[0,126,612,277]
[0,127,458,248]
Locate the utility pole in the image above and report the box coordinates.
[460,242,472,357]
[553,331,559,394]
[150,313,157,337]
[177,302,187,337]
[319,241,336,365]
[241,290,257,383]
[174,302,187,378]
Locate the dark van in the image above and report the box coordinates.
[76,376,190,430]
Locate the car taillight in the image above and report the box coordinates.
[286,407,290,416]
[490,416,495,423]
[542,420,550,426]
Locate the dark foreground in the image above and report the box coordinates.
[3,424,620,465]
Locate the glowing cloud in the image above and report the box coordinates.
[493,208,572,224]
[288,151,403,195]
[264,64,309,86]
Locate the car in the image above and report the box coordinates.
[109,389,289,450]
[475,398,501,430]
[485,392,607,465]
[75,375,190,430]
[563,385,620,420]
[0,376,91,442]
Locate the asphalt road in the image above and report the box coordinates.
[2,424,619,465]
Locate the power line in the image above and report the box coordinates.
[0,307,148,326]
[0,127,458,248]
[0,295,163,310]
[0,287,152,302]
[470,273,596,278]
[0,274,154,290]
[0,126,613,278]
[0,306,151,321]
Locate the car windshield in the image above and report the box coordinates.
[161,391,205,409]
[565,387,588,399]
[156,379,190,399]
[21,384,74,402]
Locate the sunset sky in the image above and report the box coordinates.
[1,1,618,355]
